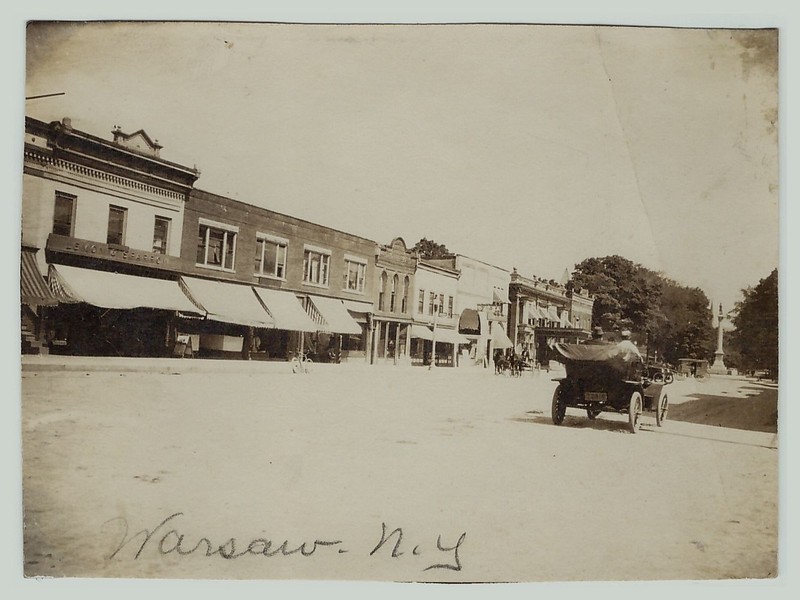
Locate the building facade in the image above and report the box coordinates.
[425,254,512,368]
[371,238,416,365]
[22,116,200,356]
[179,189,377,362]
[409,260,468,367]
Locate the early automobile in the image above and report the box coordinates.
[550,342,673,433]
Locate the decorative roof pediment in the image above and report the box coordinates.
[389,237,408,252]
[112,126,163,157]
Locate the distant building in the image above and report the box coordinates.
[410,260,467,367]
[508,270,593,366]
[425,254,512,368]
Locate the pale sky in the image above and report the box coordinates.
[23,21,779,313]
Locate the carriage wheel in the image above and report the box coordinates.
[586,408,601,420]
[628,391,643,433]
[655,393,668,427]
[551,384,567,425]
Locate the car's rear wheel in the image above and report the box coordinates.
[628,391,643,433]
[552,384,567,425]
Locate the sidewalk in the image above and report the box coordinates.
[20,354,374,375]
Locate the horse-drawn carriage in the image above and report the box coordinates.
[550,342,673,433]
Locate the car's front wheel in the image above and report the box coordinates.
[628,391,643,433]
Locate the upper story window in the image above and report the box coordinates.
[303,245,330,287]
[107,205,127,246]
[402,276,410,314]
[447,295,454,318]
[53,192,76,237]
[255,234,288,280]
[378,271,388,311]
[343,255,367,293]
[428,291,435,316]
[390,274,399,312]
[152,216,171,255]
[197,219,237,271]
[417,289,425,314]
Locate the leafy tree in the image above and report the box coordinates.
[571,255,663,334]
[729,269,779,378]
[412,237,451,259]
[570,255,714,365]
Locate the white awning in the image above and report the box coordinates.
[432,327,470,345]
[493,288,510,304]
[179,276,275,328]
[307,295,363,335]
[252,287,318,332]
[530,304,547,320]
[48,264,201,313]
[547,305,560,322]
[342,299,374,313]
[560,311,571,328]
[409,324,433,340]
[491,321,514,349]
[342,299,374,324]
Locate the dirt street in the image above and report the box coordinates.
[20,362,778,582]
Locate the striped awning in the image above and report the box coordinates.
[20,248,56,305]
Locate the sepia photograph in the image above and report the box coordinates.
[7,3,795,597]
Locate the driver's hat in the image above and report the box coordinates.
[620,330,632,339]
[591,326,604,338]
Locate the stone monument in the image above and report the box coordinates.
[709,303,728,375]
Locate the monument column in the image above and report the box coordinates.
[709,303,728,375]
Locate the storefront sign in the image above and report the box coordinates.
[47,234,183,271]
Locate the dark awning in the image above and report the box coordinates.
[20,248,56,305]
[458,308,481,334]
